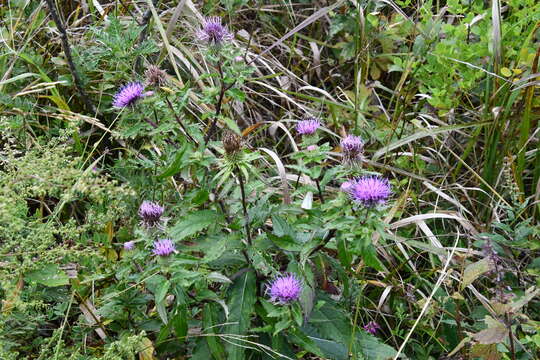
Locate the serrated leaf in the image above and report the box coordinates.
[171,210,222,240]
[461,258,492,290]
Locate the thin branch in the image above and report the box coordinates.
[44,0,96,115]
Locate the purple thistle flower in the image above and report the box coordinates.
[123,241,135,251]
[349,176,391,207]
[267,273,302,305]
[113,82,147,108]
[296,117,320,136]
[340,180,355,193]
[341,135,364,164]
[363,321,381,335]
[196,17,233,46]
[153,239,176,257]
[138,201,164,228]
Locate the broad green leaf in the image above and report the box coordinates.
[26,264,69,287]
[171,305,188,342]
[461,258,492,290]
[226,270,256,360]
[203,303,227,360]
[171,210,222,240]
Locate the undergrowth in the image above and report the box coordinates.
[0,0,539,359]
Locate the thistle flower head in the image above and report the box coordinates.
[196,16,233,46]
[153,239,175,257]
[349,176,391,207]
[340,180,355,193]
[145,65,168,87]
[341,135,364,164]
[267,273,302,305]
[123,241,135,251]
[306,145,318,151]
[363,321,381,335]
[113,82,146,108]
[138,201,164,228]
[296,117,320,136]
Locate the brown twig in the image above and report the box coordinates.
[44,0,96,115]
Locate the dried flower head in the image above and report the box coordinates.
[138,201,164,228]
[296,117,320,136]
[145,65,168,87]
[113,82,147,108]
[222,131,242,155]
[123,241,135,251]
[363,321,381,335]
[196,16,233,46]
[341,135,364,164]
[349,176,391,207]
[267,273,302,305]
[153,239,175,257]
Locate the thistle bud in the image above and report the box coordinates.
[145,65,168,87]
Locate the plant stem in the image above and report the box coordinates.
[236,166,252,246]
[507,312,516,360]
[44,0,96,115]
[204,61,236,145]
[164,96,198,144]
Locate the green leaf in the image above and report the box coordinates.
[226,88,246,101]
[157,144,188,179]
[226,270,257,360]
[268,233,302,252]
[288,327,325,358]
[26,264,69,287]
[461,258,492,290]
[154,280,170,304]
[171,210,222,241]
[271,215,293,237]
[361,243,384,272]
[171,305,188,341]
[203,303,227,360]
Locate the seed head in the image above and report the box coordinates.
[145,65,168,87]
[138,201,164,228]
[153,239,176,257]
[196,16,233,46]
[296,117,320,136]
[113,82,147,108]
[349,176,391,207]
[222,131,242,155]
[267,273,302,305]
